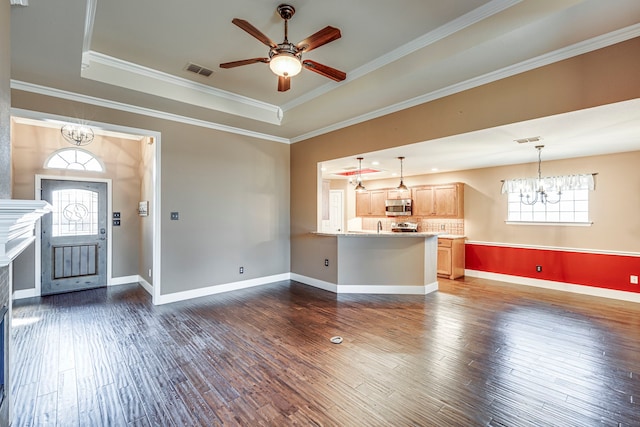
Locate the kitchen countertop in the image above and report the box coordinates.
[314,231,440,237]
[314,231,466,238]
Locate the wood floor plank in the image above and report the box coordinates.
[11,278,640,426]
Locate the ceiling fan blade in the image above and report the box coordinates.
[296,26,341,53]
[303,60,346,82]
[278,76,291,92]
[219,58,269,69]
[232,18,277,48]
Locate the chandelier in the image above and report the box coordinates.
[519,145,561,205]
[61,124,94,146]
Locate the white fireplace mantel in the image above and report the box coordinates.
[0,199,52,267]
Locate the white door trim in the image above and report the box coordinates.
[35,175,113,295]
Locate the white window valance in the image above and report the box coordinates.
[501,174,595,194]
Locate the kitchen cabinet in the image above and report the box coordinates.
[386,189,411,200]
[412,183,464,218]
[437,237,465,279]
[412,187,435,216]
[355,190,386,216]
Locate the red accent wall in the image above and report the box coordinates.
[466,244,640,294]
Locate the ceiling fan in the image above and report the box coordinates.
[219,3,346,92]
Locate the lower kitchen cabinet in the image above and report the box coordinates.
[437,237,465,279]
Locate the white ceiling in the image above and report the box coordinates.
[320,98,640,180]
[9,0,640,171]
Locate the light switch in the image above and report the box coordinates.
[170,212,179,220]
[113,219,121,226]
[113,212,121,219]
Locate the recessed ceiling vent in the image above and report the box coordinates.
[514,136,541,144]
[185,63,214,77]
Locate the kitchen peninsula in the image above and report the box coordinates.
[311,231,439,294]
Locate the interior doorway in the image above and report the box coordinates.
[328,190,344,233]
[11,109,162,305]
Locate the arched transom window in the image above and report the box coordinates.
[44,148,105,172]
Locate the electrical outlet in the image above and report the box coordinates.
[148,269,152,278]
[440,224,446,231]
[536,265,542,272]
[631,275,638,285]
[324,259,329,267]
[239,266,244,274]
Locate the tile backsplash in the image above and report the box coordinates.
[361,217,464,235]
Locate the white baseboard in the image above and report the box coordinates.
[109,275,140,286]
[154,273,292,305]
[12,288,38,300]
[465,269,640,304]
[290,274,337,293]
[291,274,439,295]
[137,277,153,295]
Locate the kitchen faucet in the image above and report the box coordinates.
[377,220,382,234]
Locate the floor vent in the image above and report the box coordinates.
[185,63,214,77]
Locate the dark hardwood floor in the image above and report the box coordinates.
[10,277,640,426]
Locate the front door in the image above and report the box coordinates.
[41,179,108,295]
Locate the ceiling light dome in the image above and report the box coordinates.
[269,53,302,77]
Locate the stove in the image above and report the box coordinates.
[391,221,418,232]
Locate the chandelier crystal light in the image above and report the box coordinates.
[517,145,560,205]
[502,143,596,209]
[396,156,408,192]
[354,157,366,192]
[61,124,95,146]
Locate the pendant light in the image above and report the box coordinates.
[397,156,408,192]
[355,157,366,192]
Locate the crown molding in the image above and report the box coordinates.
[281,0,522,112]
[10,80,291,144]
[290,24,640,143]
[82,0,97,58]
[81,51,284,125]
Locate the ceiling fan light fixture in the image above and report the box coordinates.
[269,53,302,77]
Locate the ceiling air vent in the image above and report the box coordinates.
[185,63,214,77]
[514,136,541,144]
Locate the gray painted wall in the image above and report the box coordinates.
[160,124,290,295]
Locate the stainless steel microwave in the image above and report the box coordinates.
[385,198,412,216]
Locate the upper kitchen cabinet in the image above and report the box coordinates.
[413,183,464,218]
[434,184,463,218]
[356,189,386,216]
[386,189,411,200]
[412,187,435,216]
